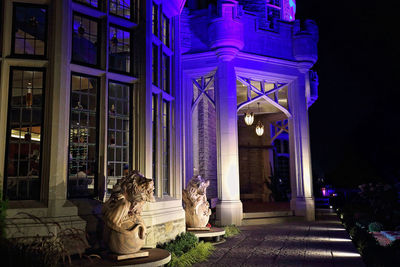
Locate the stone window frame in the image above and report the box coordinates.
[11,2,48,58]
[108,24,132,75]
[73,0,101,10]
[106,80,133,195]
[3,66,47,201]
[109,0,138,22]
[71,12,101,68]
[67,2,139,201]
[151,1,174,198]
[190,74,217,193]
[67,73,100,199]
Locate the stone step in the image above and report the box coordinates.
[243,210,294,219]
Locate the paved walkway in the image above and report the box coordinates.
[195,209,365,267]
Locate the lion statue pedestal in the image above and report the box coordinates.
[102,171,155,257]
[183,176,212,229]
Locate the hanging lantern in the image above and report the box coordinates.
[255,102,264,136]
[255,120,264,136]
[244,111,254,126]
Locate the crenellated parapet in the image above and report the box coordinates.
[293,19,319,64]
[208,0,244,61]
[181,1,318,66]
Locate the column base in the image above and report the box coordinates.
[216,200,243,226]
[291,197,315,221]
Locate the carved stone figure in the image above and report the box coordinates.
[182,175,212,228]
[102,170,155,255]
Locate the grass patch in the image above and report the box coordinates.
[224,225,240,238]
[169,241,215,267]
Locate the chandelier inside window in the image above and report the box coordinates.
[244,106,254,126]
[111,32,118,47]
[78,22,85,37]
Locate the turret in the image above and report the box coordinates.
[293,19,319,63]
[208,0,244,61]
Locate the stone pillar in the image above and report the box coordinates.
[288,77,315,221]
[289,18,318,221]
[209,0,244,226]
[215,61,243,226]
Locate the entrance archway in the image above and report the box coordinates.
[236,76,292,213]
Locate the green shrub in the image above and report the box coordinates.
[158,232,199,257]
[349,226,361,239]
[169,241,214,267]
[0,192,8,238]
[368,222,384,232]
[224,225,240,238]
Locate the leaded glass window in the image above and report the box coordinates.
[152,44,159,86]
[152,3,158,36]
[162,53,169,93]
[109,26,131,73]
[74,0,99,9]
[68,74,99,198]
[72,13,99,66]
[5,68,45,200]
[162,15,169,47]
[107,82,131,193]
[162,100,169,195]
[12,3,47,57]
[152,94,158,189]
[110,0,134,20]
[151,2,173,196]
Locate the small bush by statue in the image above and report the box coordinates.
[183,175,212,228]
[102,170,155,255]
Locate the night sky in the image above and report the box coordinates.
[296,0,400,186]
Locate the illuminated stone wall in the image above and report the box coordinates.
[193,98,218,200]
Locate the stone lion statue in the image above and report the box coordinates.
[182,175,212,228]
[102,170,155,255]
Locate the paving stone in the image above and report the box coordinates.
[194,209,365,267]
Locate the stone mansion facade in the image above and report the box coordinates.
[0,0,318,246]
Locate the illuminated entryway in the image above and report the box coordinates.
[236,77,292,212]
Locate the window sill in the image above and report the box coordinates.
[142,196,185,226]
[7,200,46,209]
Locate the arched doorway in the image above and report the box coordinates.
[236,76,292,213]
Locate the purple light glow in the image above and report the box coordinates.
[289,0,296,21]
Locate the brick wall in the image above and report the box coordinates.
[192,97,218,199]
[238,114,274,201]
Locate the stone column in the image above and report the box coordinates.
[289,19,319,221]
[215,60,243,226]
[288,76,315,221]
[209,0,244,226]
